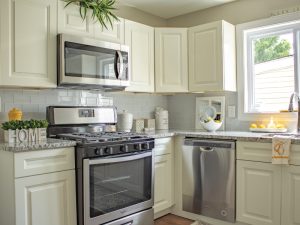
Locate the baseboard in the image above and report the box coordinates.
[154,208,172,219]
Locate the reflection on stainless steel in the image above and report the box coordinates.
[182,138,236,223]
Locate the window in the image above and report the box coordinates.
[237,13,300,119]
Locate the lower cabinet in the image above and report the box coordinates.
[236,160,281,225]
[236,141,300,225]
[153,138,174,215]
[15,170,77,225]
[281,166,300,225]
[0,148,77,225]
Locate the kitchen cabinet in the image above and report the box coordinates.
[94,18,125,44]
[155,28,188,92]
[15,170,77,225]
[188,20,236,92]
[125,20,155,92]
[236,160,281,225]
[58,0,94,37]
[58,0,125,44]
[236,141,300,225]
[281,165,300,225]
[0,147,77,225]
[153,138,174,215]
[0,0,57,88]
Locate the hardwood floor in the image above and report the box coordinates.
[155,214,194,225]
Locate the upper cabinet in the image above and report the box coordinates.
[155,28,188,93]
[57,0,94,37]
[125,20,155,92]
[188,20,236,92]
[57,0,125,44]
[0,0,57,88]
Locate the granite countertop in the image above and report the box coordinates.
[0,138,77,153]
[145,130,300,144]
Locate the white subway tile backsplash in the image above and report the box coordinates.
[86,97,97,105]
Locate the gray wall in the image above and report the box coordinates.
[167,0,300,27]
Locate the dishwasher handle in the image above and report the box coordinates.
[184,138,235,149]
[199,147,215,152]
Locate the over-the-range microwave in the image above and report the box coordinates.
[57,34,130,90]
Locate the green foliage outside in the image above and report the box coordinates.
[254,36,291,64]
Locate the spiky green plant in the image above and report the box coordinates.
[64,0,119,29]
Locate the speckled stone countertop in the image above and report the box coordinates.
[145,130,300,144]
[0,138,77,153]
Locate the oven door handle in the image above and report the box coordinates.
[89,151,152,165]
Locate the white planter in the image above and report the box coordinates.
[4,128,47,143]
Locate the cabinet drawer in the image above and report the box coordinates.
[14,148,75,178]
[154,138,173,156]
[237,141,300,165]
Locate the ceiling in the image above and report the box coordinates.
[119,0,237,19]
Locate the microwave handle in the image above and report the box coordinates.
[114,50,124,79]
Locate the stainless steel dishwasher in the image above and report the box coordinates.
[182,138,236,223]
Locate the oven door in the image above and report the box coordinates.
[58,34,129,88]
[83,151,154,225]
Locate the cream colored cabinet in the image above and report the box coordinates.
[125,20,155,92]
[236,160,281,225]
[58,0,124,44]
[188,20,236,92]
[281,165,300,225]
[0,148,77,225]
[155,28,188,92]
[15,170,77,225]
[58,0,94,37]
[0,0,57,88]
[236,142,300,225]
[153,138,174,215]
[94,18,125,44]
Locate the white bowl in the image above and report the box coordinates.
[200,120,222,132]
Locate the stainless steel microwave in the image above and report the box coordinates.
[57,34,130,90]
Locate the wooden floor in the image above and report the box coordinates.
[155,214,194,225]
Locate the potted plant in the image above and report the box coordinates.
[2,119,49,143]
[64,0,119,29]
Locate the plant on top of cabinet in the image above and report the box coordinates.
[64,0,119,29]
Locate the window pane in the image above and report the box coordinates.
[251,33,295,112]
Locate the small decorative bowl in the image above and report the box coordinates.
[200,120,222,132]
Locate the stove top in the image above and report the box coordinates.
[57,132,148,144]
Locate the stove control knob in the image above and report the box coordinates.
[120,145,129,152]
[134,143,142,150]
[104,147,113,154]
[94,148,102,155]
[142,143,150,150]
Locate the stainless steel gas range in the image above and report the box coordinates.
[47,106,155,225]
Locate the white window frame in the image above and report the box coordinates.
[237,12,300,121]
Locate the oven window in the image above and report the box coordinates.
[89,154,152,218]
[64,42,117,80]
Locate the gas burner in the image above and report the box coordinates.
[57,132,147,144]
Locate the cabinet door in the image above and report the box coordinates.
[154,154,173,214]
[0,0,57,88]
[125,20,154,92]
[188,21,222,92]
[15,170,77,225]
[281,166,300,225]
[155,28,188,92]
[236,160,281,225]
[94,18,125,44]
[57,0,93,37]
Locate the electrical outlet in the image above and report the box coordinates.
[228,105,236,118]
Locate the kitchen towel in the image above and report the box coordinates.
[272,135,291,164]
